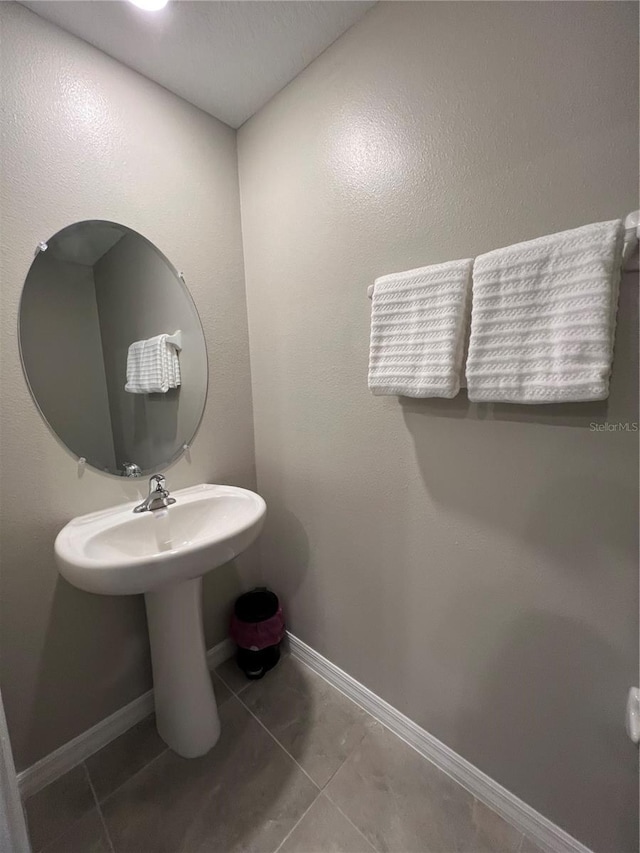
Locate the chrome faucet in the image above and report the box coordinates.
[122,461,142,478]
[133,474,176,514]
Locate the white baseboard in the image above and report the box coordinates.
[206,637,235,671]
[17,637,235,800]
[17,630,596,853]
[287,632,593,853]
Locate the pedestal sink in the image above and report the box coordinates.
[54,483,266,758]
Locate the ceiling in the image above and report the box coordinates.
[48,222,126,266]
[20,0,376,128]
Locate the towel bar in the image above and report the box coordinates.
[166,330,182,350]
[366,210,640,298]
[623,210,639,270]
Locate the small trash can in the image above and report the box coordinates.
[229,587,285,680]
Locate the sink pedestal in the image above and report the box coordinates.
[55,484,266,757]
[144,577,221,758]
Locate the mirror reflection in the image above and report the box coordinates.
[19,221,208,476]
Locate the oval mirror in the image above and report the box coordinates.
[19,221,208,476]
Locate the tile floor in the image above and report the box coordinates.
[24,654,545,853]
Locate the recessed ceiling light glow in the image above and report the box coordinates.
[128,0,168,11]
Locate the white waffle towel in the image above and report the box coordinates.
[368,258,473,398]
[125,334,181,394]
[466,220,625,404]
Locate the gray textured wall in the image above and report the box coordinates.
[0,3,258,770]
[237,3,639,851]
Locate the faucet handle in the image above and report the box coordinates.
[149,474,166,493]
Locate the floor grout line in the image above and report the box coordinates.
[82,762,115,853]
[270,790,322,853]
[215,674,251,698]
[231,657,383,853]
[232,655,376,790]
[32,652,528,853]
[318,717,372,793]
[219,672,330,853]
[261,654,398,853]
[90,743,170,809]
[309,719,383,853]
[322,792,382,853]
[231,691,321,791]
[211,668,235,692]
[214,660,270,698]
[24,766,97,853]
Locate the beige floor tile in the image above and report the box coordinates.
[40,808,112,853]
[471,799,523,853]
[279,795,376,853]
[241,656,374,787]
[216,655,253,694]
[325,723,522,853]
[519,836,546,853]
[212,671,234,704]
[102,695,318,853]
[26,655,532,853]
[86,714,167,802]
[25,764,95,853]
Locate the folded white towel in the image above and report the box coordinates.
[125,334,182,394]
[368,258,473,398]
[466,220,625,404]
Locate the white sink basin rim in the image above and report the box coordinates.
[55,483,266,595]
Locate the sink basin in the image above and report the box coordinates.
[54,483,266,759]
[55,483,266,596]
